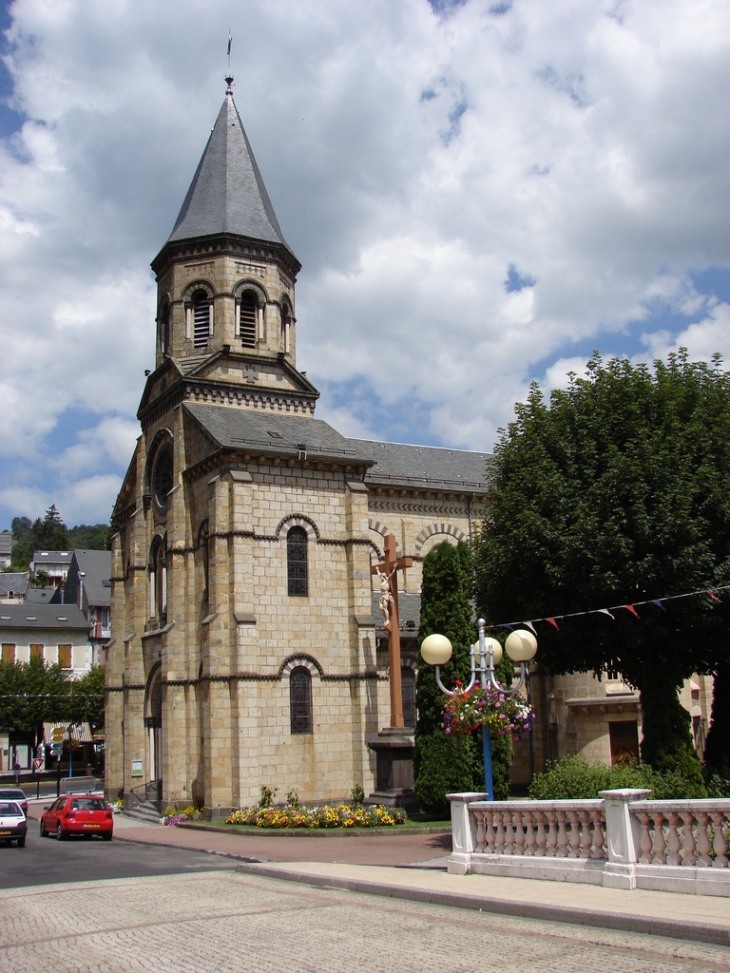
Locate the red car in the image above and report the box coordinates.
[40,795,113,841]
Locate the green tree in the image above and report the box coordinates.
[33,504,69,552]
[0,658,70,741]
[67,524,112,550]
[10,515,33,570]
[68,665,105,732]
[475,352,730,793]
[415,541,477,814]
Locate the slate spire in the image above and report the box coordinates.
[167,89,295,258]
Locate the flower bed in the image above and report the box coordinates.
[161,803,204,826]
[224,803,405,829]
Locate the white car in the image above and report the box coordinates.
[0,800,27,847]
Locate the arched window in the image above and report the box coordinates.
[158,302,170,354]
[287,527,308,597]
[290,666,312,734]
[191,289,212,348]
[281,302,292,354]
[149,536,167,624]
[237,291,257,347]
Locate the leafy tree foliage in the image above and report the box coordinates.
[10,516,33,570]
[414,540,516,811]
[475,352,730,790]
[0,660,104,737]
[33,504,69,552]
[67,524,112,551]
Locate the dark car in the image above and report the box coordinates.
[0,800,27,846]
[40,795,113,841]
[0,787,28,815]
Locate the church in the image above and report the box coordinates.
[105,81,490,812]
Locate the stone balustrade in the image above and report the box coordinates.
[448,790,730,897]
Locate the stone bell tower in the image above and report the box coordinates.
[149,76,315,415]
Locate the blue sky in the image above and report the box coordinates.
[0,0,728,529]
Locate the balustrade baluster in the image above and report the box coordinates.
[651,811,667,865]
[475,810,486,854]
[494,811,505,854]
[524,810,536,856]
[590,809,606,859]
[697,811,712,868]
[485,810,496,854]
[637,811,653,864]
[709,811,728,868]
[568,810,581,858]
[546,810,558,857]
[513,810,525,856]
[504,810,515,855]
[556,809,570,858]
[679,810,696,866]
[579,809,592,859]
[666,811,681,866]
[535,810,547,857]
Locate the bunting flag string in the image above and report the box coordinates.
[487,582,730,634]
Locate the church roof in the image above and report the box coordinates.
[167,93,295,257]
[184,403,374,465]
[355,439,490,492]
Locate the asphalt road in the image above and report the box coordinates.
[0,816,240,889]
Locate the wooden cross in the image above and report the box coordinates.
[371,534,412,728]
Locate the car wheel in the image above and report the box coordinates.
[17,836,25,848]
[56,822,66,841]
[102,832,112,841]
[40,820,48,837]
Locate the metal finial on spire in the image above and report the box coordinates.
[225,33,233,94]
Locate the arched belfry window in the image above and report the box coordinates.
[287,527,308,597]
[237,291,258,348]
[190,289,213,348]
[158,302,170,354]
[290,666,312,734]
[281,302,292,354]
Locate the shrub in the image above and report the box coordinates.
[528,755,706,801]
[414,732,478,816]
[258,785,277,808]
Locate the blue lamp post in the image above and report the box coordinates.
[420,620,537,800]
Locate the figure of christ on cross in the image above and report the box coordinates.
[371,534,413,729]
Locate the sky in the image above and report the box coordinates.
[0,0,728,530]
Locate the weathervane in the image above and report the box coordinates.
[225,33,234,93]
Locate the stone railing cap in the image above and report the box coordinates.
[598,788,651,800]
[447,792,487,803]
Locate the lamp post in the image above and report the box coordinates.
[420,619,537,801]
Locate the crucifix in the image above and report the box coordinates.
[371,534,412,728]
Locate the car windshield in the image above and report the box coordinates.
[0,790,25,800]
[0,802,21,815]
[70,799,107,811]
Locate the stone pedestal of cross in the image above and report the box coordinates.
[366,534,419,812]
[371,533,412,728]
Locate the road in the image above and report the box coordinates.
[0,814,240,889]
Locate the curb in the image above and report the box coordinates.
[235,863,730,948]
[177,822,451,838]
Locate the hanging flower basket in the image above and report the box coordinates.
[441,681,533,737]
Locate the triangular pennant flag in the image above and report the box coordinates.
[622,605,640,619]
[502,624,514,631]
[522,621,538,635]
[598,609,615,621]
[708,590,720,602]
[545,617,559,630]
[651,600,666,611]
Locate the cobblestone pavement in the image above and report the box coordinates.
[1,870,729,973]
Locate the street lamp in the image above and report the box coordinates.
[420,619,537,801]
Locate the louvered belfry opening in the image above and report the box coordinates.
[193,292,210,348]
[287,527,308,596]
[239,291,257,347]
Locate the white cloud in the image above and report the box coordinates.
[0,0,728,525]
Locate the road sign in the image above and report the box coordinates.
[51,742,63,756]
[33,758,44,771]
[52,727,63,742]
